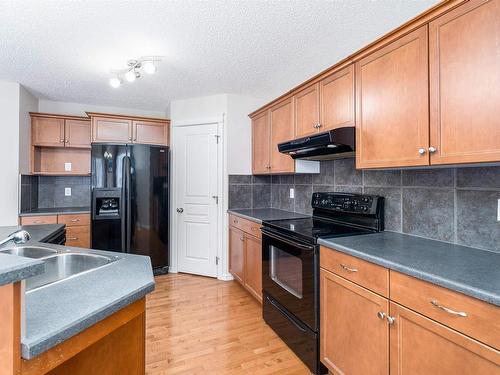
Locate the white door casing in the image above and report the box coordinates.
[175,123,219,277]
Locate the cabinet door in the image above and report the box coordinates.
[244,234,262,303]
[65,120,91,148]
[32,117,65,147]
[92,117,132,143]
[229,227,245,284]
[270,98,295,173]
[320,269,389,375]
[294,83,320,137]
[429,0,500,165]
[389,302,500,375]
[252,111,271,174]
[320,64,355,131]
[65,226,90,248]
[356,26,429,168]
[133,120,168,145]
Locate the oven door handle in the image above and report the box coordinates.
[266,295,307,333]
[261,229,315,251]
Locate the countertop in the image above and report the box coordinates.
[19,207,91,217]
[228,208,309,223]
[0,224,155,360]
[318,232,500,306]
[0,224,65,243]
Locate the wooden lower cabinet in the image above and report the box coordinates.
[244,234,262,302]
[229,227,245,284]
[320,247,500,375]
[389,302,500,375]
[320,269,389,375]
[228,217,262,303]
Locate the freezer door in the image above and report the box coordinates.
[127,144,169,269]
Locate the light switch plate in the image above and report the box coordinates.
[289,188,295,199]
[65,187,71,196]
[64,162,72,171]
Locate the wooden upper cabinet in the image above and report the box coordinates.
[229,227,245,284]
[133,120,169,145]
[92,116,132,143]
[244,234,262,303]
[270,98,295,173]
[65,119,91,148]
[32,117,65,147]
[429,0,500,165]
[356,25,429,169]
[389,302,500,375]
[320,64,355,131]
[252,111,271,174]
[294,83,320,137]
[320,269,389,375]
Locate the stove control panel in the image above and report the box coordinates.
[312,192,383,215]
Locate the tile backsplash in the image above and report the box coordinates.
[20,175,91,211]
[228,159,500,252]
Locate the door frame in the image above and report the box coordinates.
[170,115,231,280]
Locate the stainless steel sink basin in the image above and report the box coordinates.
[0,246,57,259]
[26,253,116,292]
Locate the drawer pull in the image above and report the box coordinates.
[377,311,386,320]
[70,219,80,222]
[251,227,257,231]
[233,219,238,224]
[68,237,79,241]
[340,264,358,273]
[430,300,468,317]
[33,221,45,224]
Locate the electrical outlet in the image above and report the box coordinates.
[64,162,72,172]
[289,188,295,199]
[497,199,500,221]
[65,187,71,196]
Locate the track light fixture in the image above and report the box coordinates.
[109,56,162,88]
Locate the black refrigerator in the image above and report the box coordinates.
[91,143,169,274]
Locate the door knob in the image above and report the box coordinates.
[428,146,437,153]
[176,208,184,213]
[418,148,426,155]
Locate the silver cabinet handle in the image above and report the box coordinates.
[68,237,79,240]
[418,148,426,155]
[240,236,244,241]
[340,264,358,273]
[377,311,386,320]
[176,208,184,213]
[430,300,467,317]
[386,316,396,325]
[428,146,437,153]
[70,219,80,222]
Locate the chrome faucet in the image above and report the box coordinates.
[0,230,31,248]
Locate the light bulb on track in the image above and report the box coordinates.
[109,77,121,88]
[125,70,137,82]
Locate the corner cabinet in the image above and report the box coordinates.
[355,25,429,169]
[228,214,262,303]
[89,113,170,145]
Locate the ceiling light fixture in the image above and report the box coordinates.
[109,56,162,88]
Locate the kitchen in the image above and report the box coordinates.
[0,0,499,374]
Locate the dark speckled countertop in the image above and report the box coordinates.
[228,208,309,223]
[318,232,500,306]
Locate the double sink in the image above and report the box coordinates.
[0,246,119,292]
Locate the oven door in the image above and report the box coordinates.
[262,227,318,331]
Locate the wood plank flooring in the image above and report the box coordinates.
[145,273,310,374]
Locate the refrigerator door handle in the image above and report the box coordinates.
[121,156,128,252]
[125,155,132,253]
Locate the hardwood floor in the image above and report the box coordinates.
[145,273,310,375]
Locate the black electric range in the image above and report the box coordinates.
[261,192,384,374]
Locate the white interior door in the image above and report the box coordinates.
[176,123,219,277]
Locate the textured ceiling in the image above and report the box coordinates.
[0,0,438,112]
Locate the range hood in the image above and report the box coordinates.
[278,127,355,161]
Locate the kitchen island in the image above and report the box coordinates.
[0,225,155,375]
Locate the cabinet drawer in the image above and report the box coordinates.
[228,214,262,239]
[390,271,500,349]
[320,246,389,297]
[65,226,90,248]
[20,215,58,225]
[57,213,90,227]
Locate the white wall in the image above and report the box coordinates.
[39,99,166,119]
[0,82,21,225]
[226,94,263,175]
[170,94,228,123]
[19,86,39,175]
